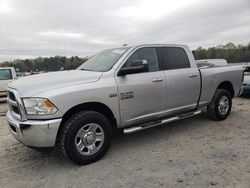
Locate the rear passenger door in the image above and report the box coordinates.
[158,47,200,113]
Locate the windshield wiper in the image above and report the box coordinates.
[80,68,90,71]
[80,68,97,72]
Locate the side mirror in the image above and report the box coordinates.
[118,60,149,76]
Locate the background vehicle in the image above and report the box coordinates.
[6,44,244,164]
[242,75,250,95]
[0,67,17,99]
[240,64,250,96]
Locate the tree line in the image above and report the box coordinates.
[0,42,250,72]
[0,56,88,72]
[192,42,250,63]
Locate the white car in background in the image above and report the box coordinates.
[0,67,17,99]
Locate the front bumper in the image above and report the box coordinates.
[6,111,62,147]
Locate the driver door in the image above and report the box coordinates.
[115,47,166,126]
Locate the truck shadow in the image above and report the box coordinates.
[111,114,211,149]
[240,94,250,99]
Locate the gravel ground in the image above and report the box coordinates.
[0,97,250,188]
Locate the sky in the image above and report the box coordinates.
[0,0,250,61]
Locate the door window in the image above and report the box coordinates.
[159,47,190,70]
[123,47,159,72]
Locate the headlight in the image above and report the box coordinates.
[22,98,58,115]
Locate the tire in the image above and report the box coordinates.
[207,89,232,121]
[58,111,113,165]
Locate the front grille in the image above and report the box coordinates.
[7,90,22,119]
[8,91,15,101]
[12,106,20,114]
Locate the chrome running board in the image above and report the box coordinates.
[123,110,202,134]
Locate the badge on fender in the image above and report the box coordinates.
[120,91,134,100]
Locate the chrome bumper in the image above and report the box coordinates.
[6,111,62,147]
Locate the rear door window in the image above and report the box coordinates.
[158,47,190,70]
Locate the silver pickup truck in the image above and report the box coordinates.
[6,44,244,164]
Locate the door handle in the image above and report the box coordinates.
[188,74,198,78]
[152,78,164,83]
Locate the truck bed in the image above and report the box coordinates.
[198,65,244,107]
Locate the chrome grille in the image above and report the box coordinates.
[8,91,16,101]
[7,89,26,120]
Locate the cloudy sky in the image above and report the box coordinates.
[0,0,249,61]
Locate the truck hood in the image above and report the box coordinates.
[8,70,102,96]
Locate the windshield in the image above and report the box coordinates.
[0,69,12,80]
[77,48,129,72]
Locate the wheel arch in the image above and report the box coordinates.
[56,102,118,143]
[217,81,234,98]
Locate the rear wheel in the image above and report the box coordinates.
[207,89,232,121]
[59,111,112,165]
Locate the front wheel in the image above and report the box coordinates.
[207,89,232,121]
[58,111,112,165]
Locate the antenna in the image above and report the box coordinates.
[122,44,127,47]
[63,43,66,56]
